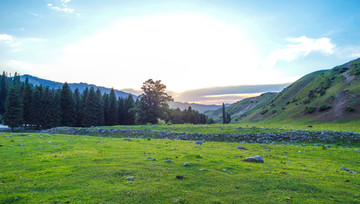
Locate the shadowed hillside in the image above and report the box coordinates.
[239,58,360,123]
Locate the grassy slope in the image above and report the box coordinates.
[239,58,360,124]
[205,93,277,123]
[1,132,360,203]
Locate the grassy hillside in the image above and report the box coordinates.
[205,93,277,123]
[239,58,360,123]
[1,131,359,203]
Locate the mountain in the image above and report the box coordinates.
[168,101,221,113]
[204,92,277,122]
[238,58,360,123]
[19,74,220,113]
[20,74,133,99]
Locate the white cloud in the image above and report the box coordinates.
[47,0,74,13]
[264,36,336,69]
[0,34,14,42]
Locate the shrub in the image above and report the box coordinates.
[345,106,355,112]
[319,105,332,112]
[260,109,268,115]
[304,106,316,114]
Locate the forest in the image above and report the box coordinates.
[0,72,213,130]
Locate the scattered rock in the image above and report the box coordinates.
[125,176,134,180]
[355,149,360,152]
[340,167,349,171]
[222,169,227,171]
[176,175,183,179]
[349,171,358,174]
[184,162,190,166]
[172,199,180,202]
[165,159,172,162]
[244,155,264,163]
[19,144,23,146]
[153,158,156,161]
[148,156,152,160]
[195,141,203,145]
[36,147,45,149]
[237,146,247,150]
[325,145,331,148]
[287,160,291,163]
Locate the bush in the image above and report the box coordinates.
[345,106,355,112]
[260,109,268,115]
[304,106,316,114]
[319,105,332,112]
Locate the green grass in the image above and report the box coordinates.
[1,131,360,203]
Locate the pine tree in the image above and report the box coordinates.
[60,83,75,126]
[96,89,104,126]
[41,87,53,129]
[0,72,9,117]
[118,97,125,124]
[22,77,33,126]
[32,85,44,128]
[80,87,89,127]
[123,94,135,125]
[108,88,118,125]
[3,75,23,131]
[103,93,110,125]
[222,103,226,124]
[74,89,82,127]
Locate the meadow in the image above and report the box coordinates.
[1,124,360,203]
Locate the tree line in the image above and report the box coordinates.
[0,72,213,130]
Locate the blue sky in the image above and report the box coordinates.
[1,0,360,103]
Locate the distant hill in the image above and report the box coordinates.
[19,74,221,113]
[20,74,134,99]
[204,92,277,123]
[238,58,360,123]
[168,101,220,113]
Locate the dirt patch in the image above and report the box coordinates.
[342,70,355,84]
[333,91,349,118]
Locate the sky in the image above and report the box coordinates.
[1,0,360,104]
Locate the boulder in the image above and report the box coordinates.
[244,155,264,163]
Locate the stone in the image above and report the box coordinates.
[244,155,264,163]
[36,147,45,149]
[148,156,152,159]
[153,158,156,161]
[340,167,349,171]
[184,162,190,166]
[19,144,23,146]
[176,175,183,179]
[172,199,180,202]
[165,159,172,162]
[325,145,331,148]
[195,141,203,145]
[237,146,247,150]
[125,176,134,180]
[349,171,358,174]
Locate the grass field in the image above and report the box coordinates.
[1,130,360,203]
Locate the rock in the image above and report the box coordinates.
[237,146,247,150]
[287,160,291,163]
[184,162,190,166]
[176,175,183,179]
[148,156,152,159]
[244,155,264,163]
[222,169,227,171]
[349,171,358,174]
[325,145,331,148]
[172,199,180,202]
[14,197,18,201]
[165,159,172,162]
[19,144,23,146]
[153,158,156,161]
[340,167,349,171]
[36,147,45,149]
[195,141,203,145]
[256,138,263,143]
[355,149,360,152]
[125,176,134,180]
[298,151,302,153]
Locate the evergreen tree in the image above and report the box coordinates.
[0,72,9,117]
[103,93,110,125]
[60,83,75,126]
[3,75,23,131]
[40,87,53,129]
[222,103,226,124]
[74,89,82,127]
[48,89,61,128]
[32,85,44,128]
[80,87,89,127]
[96,88,104,126]
[22,77,33,126]
[108,88,118,125]
[123,94,135,125]
[117,97,125,124]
